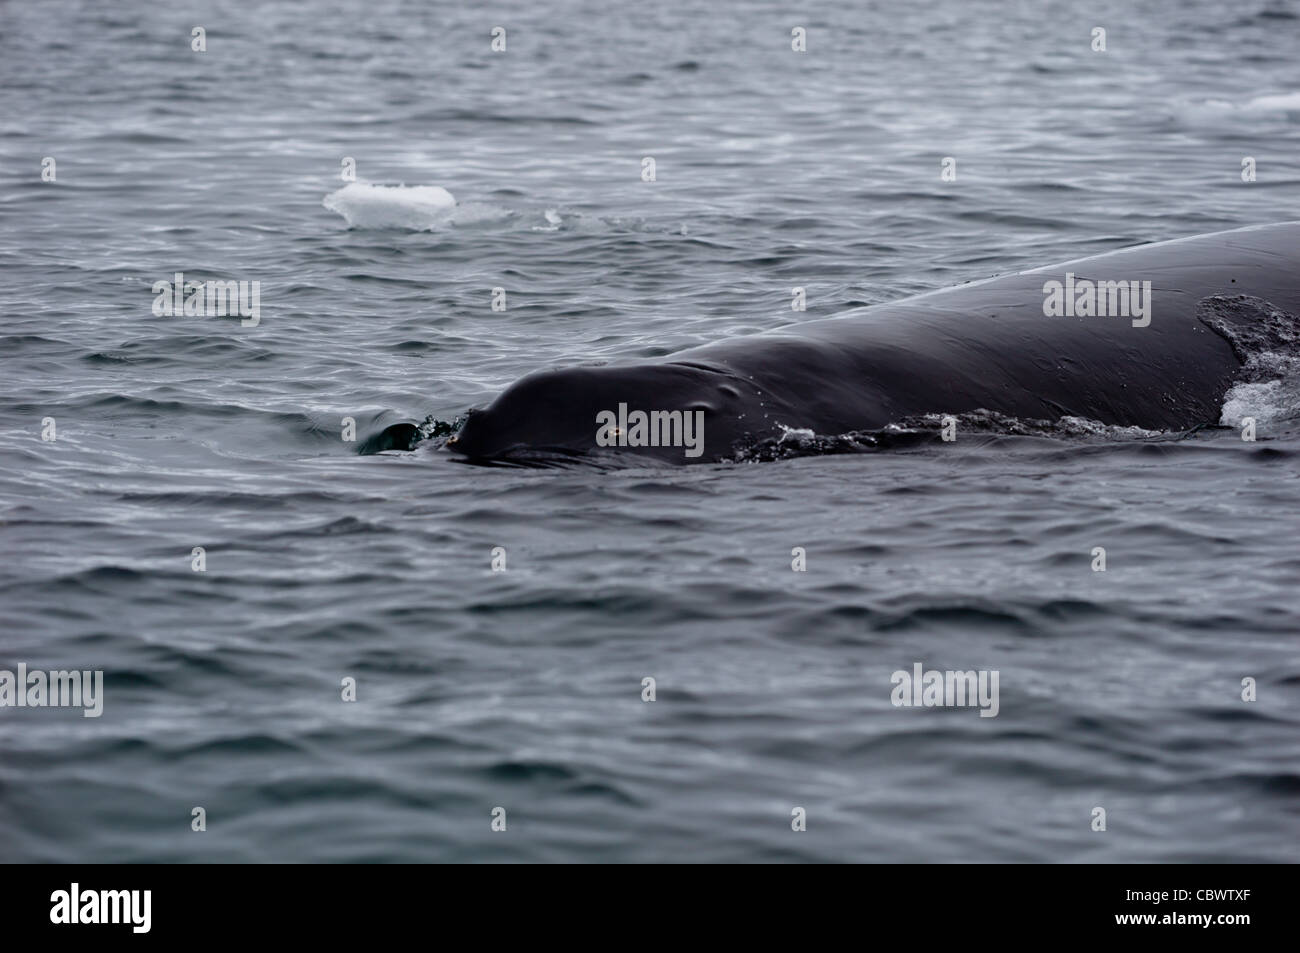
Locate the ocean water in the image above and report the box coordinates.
[2,0,1299,863]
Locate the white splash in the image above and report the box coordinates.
[323,183,456,230]
[776,424,816,442]
[1219,354,1300,427]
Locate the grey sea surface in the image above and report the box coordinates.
[1,0,1298,862]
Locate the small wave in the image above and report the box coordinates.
[323,182,456,230]
[1240,91,1300,111]
[1220,351,1300,427]
[321,187,673,234]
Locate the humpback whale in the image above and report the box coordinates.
[446,222,1300,465]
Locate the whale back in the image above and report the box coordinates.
[452,223,1300,464]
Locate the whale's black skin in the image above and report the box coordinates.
[449,223,1300,465]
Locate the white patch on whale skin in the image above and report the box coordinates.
[323,183,456,229]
